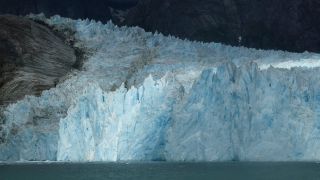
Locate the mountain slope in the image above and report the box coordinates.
[124,0,320,52]
[0,15,76,105]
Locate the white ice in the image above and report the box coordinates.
[1,14,320,161]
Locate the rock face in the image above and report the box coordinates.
[0,0,319,52]
[124,0,320,53]
[0,0,137,22]
[0,15,76,105]
[125,0,241,45]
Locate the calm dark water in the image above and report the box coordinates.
[1,162,320,180]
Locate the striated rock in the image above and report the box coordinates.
[0,15,76,105]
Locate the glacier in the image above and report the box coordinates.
[1,14,320,161]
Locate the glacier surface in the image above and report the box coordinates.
[1,15,320,161]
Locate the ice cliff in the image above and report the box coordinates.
[1,15,320,162]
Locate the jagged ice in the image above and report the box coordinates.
[1,14,320,161]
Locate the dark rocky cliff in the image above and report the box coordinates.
[0,0,319,52]
[124,0,320,53]
[0,15,76,105]
[0,0,137,22]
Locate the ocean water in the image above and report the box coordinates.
[0,162,320,180]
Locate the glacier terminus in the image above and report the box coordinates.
[1,14,320,162]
